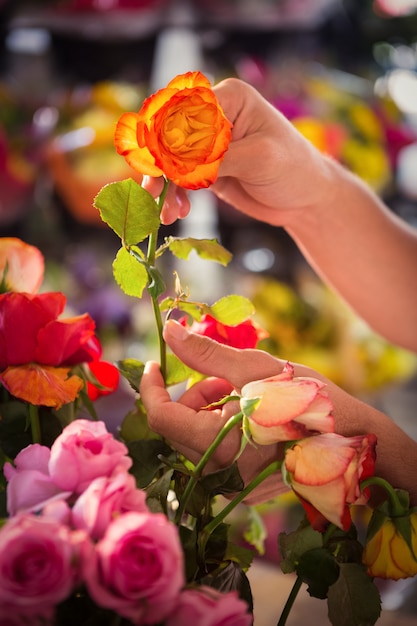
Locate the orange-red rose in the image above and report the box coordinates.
[114,71,232,190]
[180,314,265,349]
[0,292,119,409]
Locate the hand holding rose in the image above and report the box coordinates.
[140,320,417,509]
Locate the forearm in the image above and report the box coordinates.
[284,157,417,352]
[328,380,417,506]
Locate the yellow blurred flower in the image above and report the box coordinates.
[363,513,417,580]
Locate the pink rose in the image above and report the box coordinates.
[284,432,377,531]
[240,362,334,444]
[48,419,132,493]
[4,444,70,516]
[0,514,91,613]
[165,587,252,626]
[83,511,185,624]
[72,470,148,539]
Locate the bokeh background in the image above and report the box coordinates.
[1,1,417,624]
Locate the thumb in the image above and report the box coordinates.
[163,319,284,389]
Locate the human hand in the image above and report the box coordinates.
[140,319,336,504]
[142,78,338,227]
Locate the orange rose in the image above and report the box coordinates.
[114,71,232,190]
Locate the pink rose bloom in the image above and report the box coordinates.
[240,362,334,445]
[284,432,377,531]
[4,444,70,516]
[83,511,184,624]
[49,419,132,493]
[0,514,91,613]
[72,470,148,539]
[0,607,54,626]
[165,587,252,626]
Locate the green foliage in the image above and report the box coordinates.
[279,522,323,574]
[117,358,145,393]
[297,547,340,599]
[113,247,148,298]
[160,294,255,326]
[210,295,255,325]
[162,236,232,266]
[327,563,381,626]
[127,439,175,489]
[244,507,267,556]
[94,179,160,245]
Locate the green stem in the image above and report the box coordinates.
[174,411,245,525]
[361,476,405,516]
[146,179,169,265]
[199,459,281,557]
[29,403,41,444]
[277,575,303,626]
[146,179,170,380]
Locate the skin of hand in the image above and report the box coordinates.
[143,78,417,351]
[140,320,417,507]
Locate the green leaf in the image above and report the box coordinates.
[117,358,145,393]
[146,265,166,299]
[297,547,340,599]
[94,179,160,245]
[199,462,244,497]
[113,247,148,298]
[165,236,232,266]
[180,525,199,582]
[240,397,261,418]
[119,400,160,442]
[244,507,267,556]
[127,439,174,488]
[166,353,195,386]
[327,563,381,626]
[209,295,255,325]
[279,522,323,574]
[199,561,254,614]
[145,468,174,515]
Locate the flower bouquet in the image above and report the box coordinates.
[0,71,416,626]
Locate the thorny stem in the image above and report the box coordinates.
[174,412,245,525]
[198,460,281,558]
[147,179,170,380]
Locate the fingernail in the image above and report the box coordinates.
[164,319,189,341]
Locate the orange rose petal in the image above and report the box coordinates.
[285,436,356,485]
[166,71,212,90]
[0,364,84,409]
[167,160,222,190]
[139,88,179,123]
[114,113,162,177]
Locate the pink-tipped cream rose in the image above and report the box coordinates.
[284,432,377,531]
[240,362,334,445]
